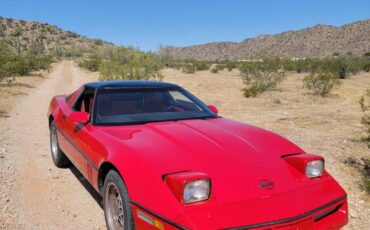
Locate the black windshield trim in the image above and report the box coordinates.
[92,116,219,127]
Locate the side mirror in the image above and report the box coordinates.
[207,105,218,115]
[69,112,90,123]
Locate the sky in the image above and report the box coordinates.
[0,0,369,51]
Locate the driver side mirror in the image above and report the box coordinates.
[69,111,90,124]
[207,105,218,115]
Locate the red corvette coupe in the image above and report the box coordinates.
[48,81,348,230]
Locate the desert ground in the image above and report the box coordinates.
[0,61,369,229]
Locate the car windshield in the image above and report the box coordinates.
[94,87,217,125]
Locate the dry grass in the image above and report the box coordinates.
[163,68,370,229]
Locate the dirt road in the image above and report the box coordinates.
[0,61,105,229]
[0,62,369,229]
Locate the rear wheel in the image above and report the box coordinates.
[49,121,70,168]
[103,170,134,230]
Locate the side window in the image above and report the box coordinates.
[72,88,95,114]
[169,90,202,111]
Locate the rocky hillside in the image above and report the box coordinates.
[165,19,370,60]
[0,16,112,54]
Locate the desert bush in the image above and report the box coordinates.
[210,67,218,74]
[242,71,285,97]
[344,157,370,194]
[0,39,53,82]
[66,31,79,38]
[225,60,237,71]
[193,60,210,71]
[360,89,370,148]
[79,55,102,72]
[99,48,163,81]
[94,39,104,46]
[303,71,340,96]
[216,64,226,71]
[240,58,286,97]
[181,63,196,74]
[12,28,22,37]
[27,38,45,56]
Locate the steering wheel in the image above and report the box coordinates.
[166,104,179,112]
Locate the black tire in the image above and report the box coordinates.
[103,170,134,230]
[49,121,70,168]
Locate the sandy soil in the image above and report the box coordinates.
[0,63,369,229]
[0,61,105,229]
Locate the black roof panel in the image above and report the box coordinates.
[84,80,179,89]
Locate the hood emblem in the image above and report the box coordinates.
[259,179,275,190]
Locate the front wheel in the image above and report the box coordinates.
[103,170,134,230]
[49,121,70,168]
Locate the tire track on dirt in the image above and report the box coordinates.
[1,61,105,230]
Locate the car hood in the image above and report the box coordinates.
[97,118,306,198]
[94,118,346,229]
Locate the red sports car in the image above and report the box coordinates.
[48,81,348,230]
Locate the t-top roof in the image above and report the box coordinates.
[84,80,179,89]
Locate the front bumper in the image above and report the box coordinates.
[131,196,348,230]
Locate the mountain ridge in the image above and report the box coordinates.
[0,16,113,54]
[165,18,370,61]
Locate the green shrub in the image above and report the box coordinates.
[94,39,104,46]
[66,31,79,38]
[360,89,370,148]
[182,63,196,74]
[79,55,101,72]
[225,61,237,71]
[210,67,218,74]
[241,70,285,98]
[193,60,210,71]
[99,48,163,81]
[216,64,226,71]
[303,71,341,97]
[0,39,53,82]
[27,38,45,56]
[12,28,22,37]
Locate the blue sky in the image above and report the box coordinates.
[1,0,369,51]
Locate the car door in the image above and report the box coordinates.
[58,87,97,180]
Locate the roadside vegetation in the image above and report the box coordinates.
[343,89,370,195]
[0,39,53,83]
[78,47,163,81]
[360,89,370,148]
[239,59,285,97]
[303,72,341,97]
[164,55,370,97]
[359,89,370,194]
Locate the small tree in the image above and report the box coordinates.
[241,70,285,97]
[303,71,340,97]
